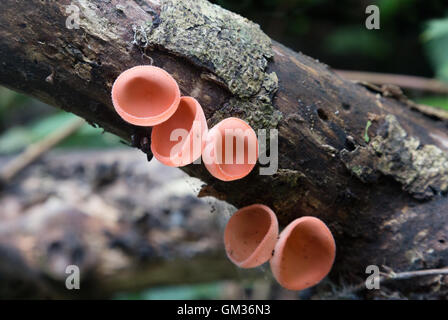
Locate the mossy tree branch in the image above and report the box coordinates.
[1,0,448,297]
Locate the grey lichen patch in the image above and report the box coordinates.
[210,94,282,130]
[372,115,448,199]
[132,22,153,47]
[209,71,281,130]
[146,0,274,97]
[341,115,448,200]
[75,0,122,43]
[136,0,282,129]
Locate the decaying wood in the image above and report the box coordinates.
[0,0,448,298]
[0,150,241,298]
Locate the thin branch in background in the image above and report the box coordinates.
[409,101,448,121]
[342,266,448,297]
[0,117,85,184]
[335,70,448,95]
[380,265,448,281]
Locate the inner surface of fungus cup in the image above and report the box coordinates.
[224,204,279,268]
[270,217,336,291]
[203,118,258,181]
[151,96,208,167]
[111,66,180,126]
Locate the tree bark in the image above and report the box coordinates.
[1,0,448,298]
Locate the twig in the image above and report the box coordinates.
[344,266,448,296]
[335,70,448,95]
[336,70,448,121]
[380,266,448,281]
[0,117,85,184]
[409,103,448,121]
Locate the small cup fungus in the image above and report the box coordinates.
[151,96,208,167]
[224,204,279,268]
[270,216,336,291]
[203,117,258,181]
[111,66,180,126]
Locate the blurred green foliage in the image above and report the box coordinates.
[0,88,121,155]
[415,96,448,110]
[377,0,418,22]
[423,16,448,82]
[116,282,225,300]
[212,0,447,77]
[324,26,390,59]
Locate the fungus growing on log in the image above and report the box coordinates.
[270,217,336,291]
[151,96,208,167]
[203,118,259,181]
[224,204,279,268]
[111,66,180,126]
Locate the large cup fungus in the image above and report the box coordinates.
[203,117,258,181]
[270,216,336,291]
[111,66,180,126]
[151,96,208,167]
[224,204,279,268]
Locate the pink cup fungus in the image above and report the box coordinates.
[151,96,208,167]
[270,216,336,291]
[224,204,279,268]
[203,117,258,181]
[111,65,180,126]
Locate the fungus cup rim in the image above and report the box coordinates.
[225,204,279,268]
[270,216,336,291]
[111,65,181,126]
[204,117,258,181]
[151,96,208,167]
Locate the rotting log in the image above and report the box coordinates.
[0,150,241,298]
[0,0,448,298]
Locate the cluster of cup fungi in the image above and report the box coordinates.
[111,65,336,291]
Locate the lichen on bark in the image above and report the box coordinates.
[135,0,282,129]
[341,115,448,200]
[209,75,282,130]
